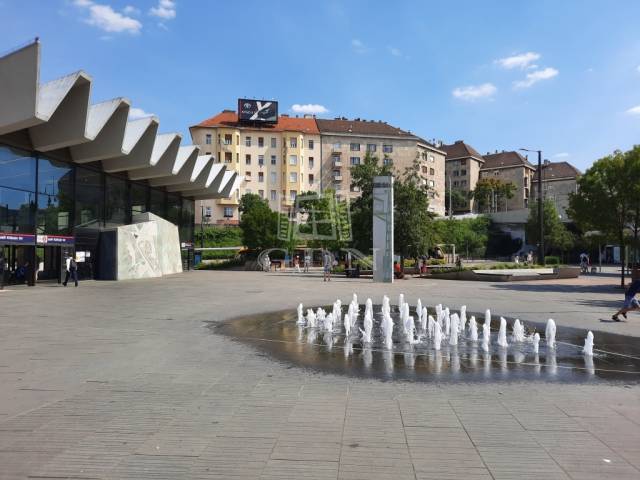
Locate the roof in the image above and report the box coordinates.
[441,140,484,162]
[192,111,319,134]
[533,161,581,181]
[481,151,534,170]
[316,118,414,138]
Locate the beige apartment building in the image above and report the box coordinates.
[531,160,581,220]
[190,111,321,224]
[479,151,536,211]
[316,118,446,216]
[441,140,485,213]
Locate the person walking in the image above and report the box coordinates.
[322,249,332,282]
[612,279,640,321]
[294,255,301,273]
[303,252,311,273]
[63,254,78,287]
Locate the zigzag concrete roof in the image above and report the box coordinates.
[0,40,241,200]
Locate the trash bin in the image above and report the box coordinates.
[194,252,202,266]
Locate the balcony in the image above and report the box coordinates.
[219,142,233,151]
[333,175,343,182]
[218,197,239,206]
[333,159,342,167]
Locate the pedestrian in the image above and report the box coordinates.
[294,255,301,273]
[527,250,533,265]
[63,254,78,287]
[263,253,271,272]
[579,252,589,274]
[322,249,332,282]
[0,250,5,290]
[612,279,640,321]
[303,252,311,273]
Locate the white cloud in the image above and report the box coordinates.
[149,0,176,20]
[495,52,541,70]
[513,67,559,89]
[452,83,497,101]
[291,104,329,115]
[553,152,570,158]
[74,1,142,34]
[387,46,402,57]
[123,5,140,15]
[129,107,154,119]
[627,105,640,116]
[351,39,367,54]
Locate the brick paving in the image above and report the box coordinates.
[1,271,639,479]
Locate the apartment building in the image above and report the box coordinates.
[316,118,446,216]
[531,160,581,219]
[190,111,321,224]
[479,151,536,211]
[441,140,485,213]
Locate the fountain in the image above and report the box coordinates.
[332,300,342,326]
[546,319,556,349]
[406,316,417,344]
[364,298,373,321]
[497,317,508,347]
[484,309,491,328]
[533,332,540,353]
[297,303,305,325]
[444,308,451,337]
[360,310,373,343]
[449,314,459,346]
[416,299,423,324]
[382,295,391,317]
[427,315,435,338]
[469,316,478,341]
[343,313,351,336]
[482,322,490,352]
[306,309,317,328]
[460,305,467,334]
[583,331,594,356]
[433,321,443,350]
[323,312,334,331]
[398,293,405,312]
[511,319,525,343]
[420,307,428,332]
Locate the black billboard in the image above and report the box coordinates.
[237,99,278,123]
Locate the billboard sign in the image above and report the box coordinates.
[237,99,278,123]
[36,234,75,246]
[0,232,36,245]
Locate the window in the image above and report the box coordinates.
[290,137,297,148]
[245,171,252,180]
[428,180,435,187]
[453,180,459,187]
[224,134,232,145]
[223,207,233,218]
[333,170,341,178]
[494,171,500,176]
[105,175,127,225]
[245,154,251,165]
[289,172,298,183]
[350,156,360,165]
[421,166,428,174]
[271,137,277,148]
[350,143,360,151]
[461,169,467,176]
[236,153,239,163]
[258,137,264,147]
[258,155,264,166]
[270,190,277,200]
[205,152,211,155]
[270,172,277,183]
[460,159,467,166]
[37,155,72,235]
[75,166,103,228]
[383,144,393,153]
[289,155,297,165]
[236,134,240,145]
[290,190,297,201]
[309,157,314,168]
[383,158,392,166]
[429,155,435,163]
[258,172,264,182]
[367,144,377,152]
[461,180,467,186]
[524,177,529,187]
[430,168,435,175]
[224,152,232,163]
[270,155,276,165]
[131,182,148,217]
[309,174,314,185]
[258,189,264,198]
[453,170,459,177]
[245,136,251,147]
[149,188,166,219]
[308,139,314,149]
[205,134,212,145]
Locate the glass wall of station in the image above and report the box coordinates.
[0,143,195,284]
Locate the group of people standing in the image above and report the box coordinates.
[262,249,335,281]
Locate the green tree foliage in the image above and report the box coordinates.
[568,146,640,286]
[445,188,469,214]
[194,225,243,248]
[526,199,575,257]
[238,193,282,252]
[295,188,349,251]
[434,217,490,258]
[471,178,516,213]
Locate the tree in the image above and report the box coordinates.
[445,188,468,215]
[525,199,574,260]
[568,147,640,286]
[471,178,516,213]
[295,188,349,252]
[238,193,282,252]
[434,216,490,258]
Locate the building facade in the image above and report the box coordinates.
[479,151,536,211]
[531,160,580,219]
[315,118,446,216]
[190,112,321,224]
[441,140,485,213]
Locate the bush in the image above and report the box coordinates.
[427,259,446,265]
[197,257,245,270]
[201,250,237,260]
[544,256,560,266]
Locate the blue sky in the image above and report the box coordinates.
[2,0,640,171]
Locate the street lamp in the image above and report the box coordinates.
[520,148,544,265]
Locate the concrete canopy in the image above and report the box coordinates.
[0,40,239,201]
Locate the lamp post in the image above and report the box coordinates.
[520,148,544,265]
[200,201,205,248]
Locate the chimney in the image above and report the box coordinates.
[455,140,463,144]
